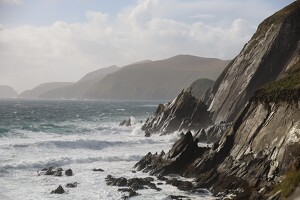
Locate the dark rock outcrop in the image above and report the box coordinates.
[50,185,65,194]
[93,168,104,172]
[66,182,78,188]
[119,118,132,127]
[135,100,300,199]
[105,175,161,191]
[118,188,139,199]
[65,169,73,176]
[38,166,65,177]
[142,90,212,134]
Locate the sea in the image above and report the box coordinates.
[0,99,213,200]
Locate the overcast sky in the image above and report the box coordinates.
[0,0,295,92]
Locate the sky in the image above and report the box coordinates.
[0,0,295,93]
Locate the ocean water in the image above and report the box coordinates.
[0,99,213,200]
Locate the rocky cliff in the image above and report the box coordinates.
[207,1,300,123]
[142,1,300,136]
[136,1,300,199]
[142,89,212,134]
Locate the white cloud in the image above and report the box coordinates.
[0,0,23,5]
[0,0,271,92]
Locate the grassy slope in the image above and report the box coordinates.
[251,60,300,103]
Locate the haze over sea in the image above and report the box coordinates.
[0,99,213,200]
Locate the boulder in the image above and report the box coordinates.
[65,169,73,176]
[50,185,65,194]
[66,182,78,188]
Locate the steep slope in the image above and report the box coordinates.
[142,1,300,135]
[0,85,18,98]
[40,65,119,99]
[84,55,229,100]
[136,2,300,199]
[189,78,214,99]
[19,82,74,99]
[206,1,300,123]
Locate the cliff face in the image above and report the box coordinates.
[136,2,300,199]
[207,1,300,123]
[135,100,300,198]
[142,90,212,134]
[142,1,300,136]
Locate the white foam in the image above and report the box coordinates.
[0,121,213,200]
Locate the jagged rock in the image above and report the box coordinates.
[134,131,210,176]
[166,178,193,191]
[142,90,212,134]
[105,175,161,191]
[65,169,73,176]
[167,195,190,200]
[105,175,128,186]
[50,185,65,194]
[118,188,139,199]
[195,122,232,143]
[93,168,104,172]
[119,118,132,126]
[66,182,78,188]
[38,166,64,177]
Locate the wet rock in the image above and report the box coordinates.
[106,175,161,191]
[157,175,167,181]
[105,175,127,187]
[38,166,64,176]
[54,171,62,177]
[50,185,65,194]
[131,170,136,173]
[118,188,139,198]
[93,168,104,172]
[144,130,151,137]
[166,178,193,191]
[66,182,78,188]
[65,169,73,176]
[167,195,191,200]
[119,118,132,126]
[142,90,212,134]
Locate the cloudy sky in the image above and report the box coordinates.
[0,0,295,92]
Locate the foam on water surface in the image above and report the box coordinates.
[0,100,214,200]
